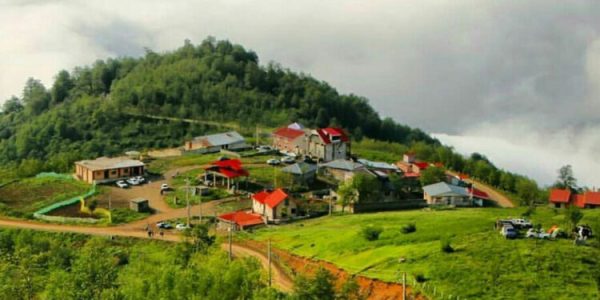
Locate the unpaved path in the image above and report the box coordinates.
[447,171,515,208]
[220,243,294,292]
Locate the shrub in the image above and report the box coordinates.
[414,273,427,283]
[440,238,454,253]
[361,225,383,241]
[401,222,416,234]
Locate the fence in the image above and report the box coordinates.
[33,184,107,224]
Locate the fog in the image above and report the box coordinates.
[1,0,599,186]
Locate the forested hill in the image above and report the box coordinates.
[0,38,435,174]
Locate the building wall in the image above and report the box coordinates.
[424,193,471,206]
[75,165,144,184]
[273,135,306,155]
[253,198,298,222]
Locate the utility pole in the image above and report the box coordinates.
[402,272,406,300]
[108,193,112,211]
[268,239,272,287]
[199,189,203,223]
[329,197,332,216]
[185,178,191,227]
[228,227,233,261]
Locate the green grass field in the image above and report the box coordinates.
[0,176,91,218]
[253,207,600,299]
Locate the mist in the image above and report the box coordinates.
[1,0,599,186]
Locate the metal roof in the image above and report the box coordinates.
[75,157,145,171]
[358,159,400,171]
[320,159,365,171]
[423,182,470,197]
[281,162,318,175]
[192,131,245,147]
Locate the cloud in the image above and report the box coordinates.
[0,0,599,186]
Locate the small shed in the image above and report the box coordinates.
[130,198,150,212]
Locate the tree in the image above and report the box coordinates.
[51,70,74,104]
[555,165,577,191]
[293,267,336,300]
[2,96,23,114]
[419,166,446,186]
[22,78,50,115]
[337,180,358,213]
[565,206,584,233]
[352,173,382,203]
[87,199,98,215]
[515,178,540,206]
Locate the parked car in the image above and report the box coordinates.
[116,180,128,188]
[156,221,173,229]
[282,156,296,164]
[135,176,145,184]
[526,228,551,239]
[127,177,140,186]
[176,223,190,231]
[267,158,281,165]
[257,145,273,152]
[501,225,518,239]
[511,218,533,229]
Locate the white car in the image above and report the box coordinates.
[127,177,140,186]
[266,158,281,165]
[160,183,170,191]
[282,156,296,164]
[176,223,190,231]
[526,228,550,239]
[116,180,128,188]
[135,176,145,183]
[511,219,533,229]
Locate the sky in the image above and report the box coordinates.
[1,0,599,187]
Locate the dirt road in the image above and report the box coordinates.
[220,243,294,292]
[447,171,515,208]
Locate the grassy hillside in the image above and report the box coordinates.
[0,176,90,217]
[253,208,600,299]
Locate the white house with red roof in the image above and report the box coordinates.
[395,152,431,178]
[251,188,298,222]
[272,124,307,155]
[306,127,350,162]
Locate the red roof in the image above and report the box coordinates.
[574,194,586,208]
[583,191,600,206]
[468,187,489,200]
[457,173,470,180]
[205,159,249,178]
[413,162,430,170]
[252,188,289,208]
[219,211,264,227]
[315,128,349,144]
[273,127,305,140]
[549,189,571,203]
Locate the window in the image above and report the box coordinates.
[284,199,289,206]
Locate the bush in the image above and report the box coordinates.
[361,225,384,241]
[414,273,427,283]
[401,222,416,234]
[440,238,454,253]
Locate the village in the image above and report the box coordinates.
[57,122,597,242]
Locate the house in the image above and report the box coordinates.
[129,198,150,213]
[306,128,350,162]
[218,211,264,231]
[75,156,145,184]
[272,124,307,155]
[202,158,249,192]
[281,162,318,185]
[357,159,400,174]
[184,131,248,153]
[252,188,298,222]
[395,152,430,178]
[319,159,372,182]
[423,182,473,207]
[549,189,600,208]
[549,189,572,208]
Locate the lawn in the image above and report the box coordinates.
[252,207,600,299]
[0,176,92,218]
[164,168,231,208]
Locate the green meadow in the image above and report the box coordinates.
[253,207,600,299]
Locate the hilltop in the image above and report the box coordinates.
[0,38,542,204]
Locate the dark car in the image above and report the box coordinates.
[501,225,518,239]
